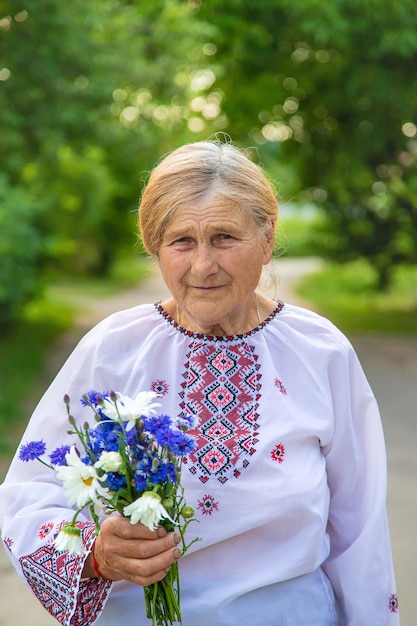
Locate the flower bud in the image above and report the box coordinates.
[95,451,123,473]
[162,497,174,509]
[180,505,195,519]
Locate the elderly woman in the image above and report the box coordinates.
[0,141,399,625]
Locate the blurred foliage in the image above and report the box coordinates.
[276,209,328,258]
[0,174,43,324]
[297,260,417,334]
[0,297,74,457]
[0,0,219,324]
[1,0,417,326]
[195,0,417,289]
[0,254,151,459]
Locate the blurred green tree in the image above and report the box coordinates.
[0,0,219,321]
[2,0,416,319]
[0,175,43,326]
[194,0,417,288]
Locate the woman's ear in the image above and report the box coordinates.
[263,219,276,263]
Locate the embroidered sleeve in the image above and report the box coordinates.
[19,523,112,626]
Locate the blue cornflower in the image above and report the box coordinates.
[103,432,122,452]
[133,454,155,488]
[49,445,71,466]
[105,472,127,491]
[89,425,120,453]
[81,390,110,407]
[136,455,153,474]
[134,472,149,491]
[166,461,177,483]
[153,427,180,448]
[87,439,100,457]
[148,461,176,485]
[97,407,112,421]
[148,472,165,485]
[143,414,172,436]
[18,440,47,462]
[168,433,197,457]
[129,447,146,469]
[126,428,141,446]
[87,429,105,454]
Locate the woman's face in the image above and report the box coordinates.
[157,192,274,335]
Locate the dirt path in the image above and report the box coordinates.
[1,258,416,625]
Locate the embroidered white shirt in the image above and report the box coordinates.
[0,303,399,625]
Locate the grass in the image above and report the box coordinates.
[297,260,417,334]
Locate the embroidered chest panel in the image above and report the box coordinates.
[179,340,261,483]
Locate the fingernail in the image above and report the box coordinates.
[157,526,167,538]
[174,548,182,560]
[174,533,181,545]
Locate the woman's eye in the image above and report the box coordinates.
[170,237,193,248]
[172,236,191,244]
[219,234,232,240]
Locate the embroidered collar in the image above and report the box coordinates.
[155,301,284,342]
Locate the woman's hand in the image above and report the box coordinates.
[83,515,182,586]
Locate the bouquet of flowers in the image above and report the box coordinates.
[18,389,201,626]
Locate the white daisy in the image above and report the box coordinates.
[55,446,110,509]
[54,524,85,555]
[102,391,161,431]
[123,492,175,531]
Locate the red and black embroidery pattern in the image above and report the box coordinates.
[197,494,220,516]
[274,378,287,395]
[38,522,54,541]
[180,340,261,483]
[151,379,169,396]
[388,593,399,613]
[3,536,13,552]
[271,443,286,463]
[19,523,111,625]
[156,301,284,342]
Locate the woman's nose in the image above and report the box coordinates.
[191,244,218,276]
